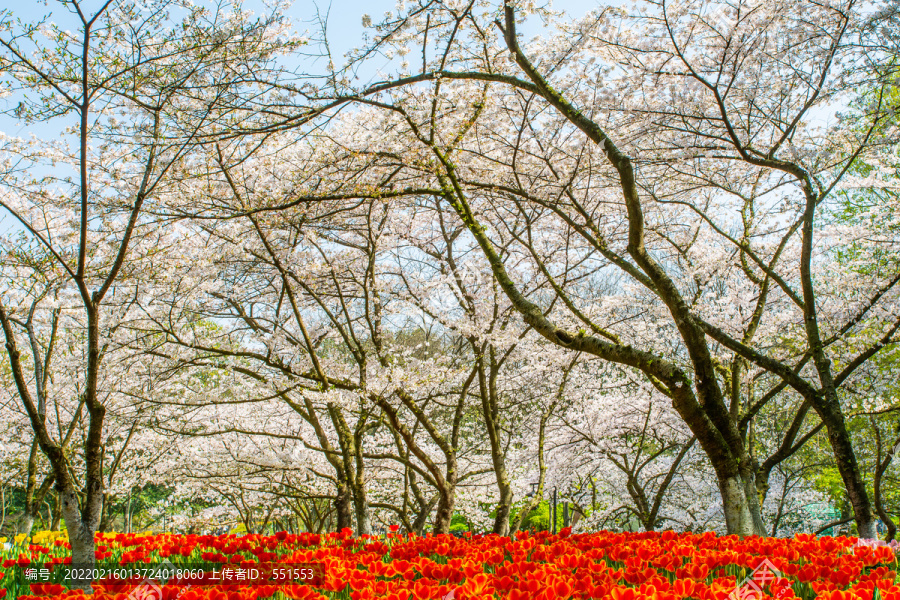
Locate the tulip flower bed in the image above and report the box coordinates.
[1,528,898,600]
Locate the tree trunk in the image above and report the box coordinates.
[679,399,765,537]
[51,493,61,531]
[817,395,876,538]
[739,461,767,536]
[59,483,98,592]
[413,494,438,535]
[98,494,110,533]
[353,429,372,536]
[874,469,896,541]
[720,476,756,537]
[571,508,583,528]
[354,491,372,536]
[334,480,353,532]
[433,490,454,534]
[479,351,512,537]
[124,493,132,534]
[21,441,39,535]
[328,404,372,536]
[492,486,513,537]
[18,514,35,536]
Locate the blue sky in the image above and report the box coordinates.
[11,0,601,65]
[294,0,600,60]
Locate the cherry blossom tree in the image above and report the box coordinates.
[283,0,899,538]
[0,0,298,585]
